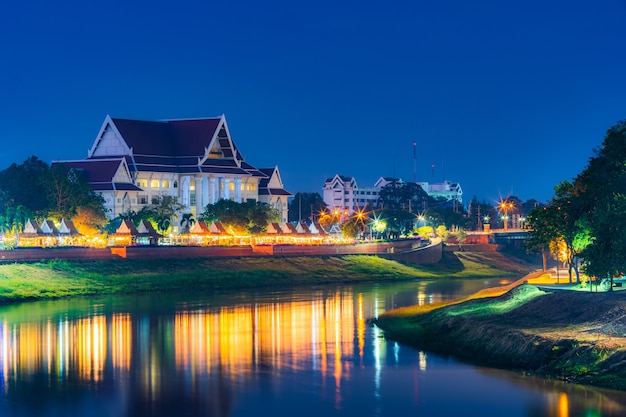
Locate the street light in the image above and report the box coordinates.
[498,200,514,231]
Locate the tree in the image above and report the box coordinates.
[579,194,626,290]
[525,181,588,281]
[180,213,196,233]
[573,120,626,281]
[288,192,327,223]
[426,201,468,231]
[200,199,278,235]
[378,180,433,212]
[0,156,50,215]
[378,209,416,239]
[0,205,30,235]
[46,163,107,221]
[73,206,108,237]
[341,219,359,239]
[143,195,184,234]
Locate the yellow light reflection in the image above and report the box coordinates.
[558,392,569,417]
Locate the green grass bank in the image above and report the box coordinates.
[374,284,626,391]
[0,251,532,303]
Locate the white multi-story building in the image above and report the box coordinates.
[322,174,463,215]
[55,115,290,230]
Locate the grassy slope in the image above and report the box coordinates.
[375,284,626,390]
[0,251,533,303]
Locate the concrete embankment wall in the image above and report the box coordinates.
[380,238,443,265]
[443,243,502,252]
[0,238,444,265]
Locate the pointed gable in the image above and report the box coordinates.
[116,219,139,235]
[40,220,59,235]
[258,166,292,196]
[296,222,311,234]
[281,223,298,234]
[59,219,81,236]
[266,222,283,234]
[85,115,263,176]
[209,221,229,235]
[89,115,132,157]
[309,222,328,235]
[190,221,211,234]
[137,221,163,238]
[23,219,43,235]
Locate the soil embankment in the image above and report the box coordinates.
[374,282,626,390]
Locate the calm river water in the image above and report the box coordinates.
[0,278,625,417]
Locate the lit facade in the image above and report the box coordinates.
[55,115,290,231]
[322,174,463,215]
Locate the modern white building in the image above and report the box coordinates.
[55,115,290,231]
[322,174,463,215]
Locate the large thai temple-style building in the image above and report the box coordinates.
[56,115,291,233]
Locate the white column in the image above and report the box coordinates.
[235,177,242,202]
[223,178,231,200]
[209,177,217,204]
[202,176,209,208]
[181,177,190,208]
[195,175,203,215]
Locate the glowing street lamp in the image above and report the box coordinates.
[498,200,514,231]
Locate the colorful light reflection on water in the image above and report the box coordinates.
[0,279,624,417]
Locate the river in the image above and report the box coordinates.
[0,277,625,417]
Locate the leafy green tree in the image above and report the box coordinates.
[341,218,359,239]
[200,199,278,235]
[143,195,184,234]
[46,163,107,221]
[573,120,626,281]
[180,212,196,233]
[379,209,416,239]
[0,156,50,215]
[466,197,498,231]
[0,205,31,235]
[378,180,433,212]
[526,182,588,281]
[526,205,557,271]
[580,194,626,289]
[426,201,468,230]
[247,201,279,234]
[288,192,327,223]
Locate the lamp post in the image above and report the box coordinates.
[499,200,514,232]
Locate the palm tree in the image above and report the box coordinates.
[180,212,195,233]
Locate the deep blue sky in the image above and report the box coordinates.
[2,0,625,204]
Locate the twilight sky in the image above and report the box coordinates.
[1,0,625,204]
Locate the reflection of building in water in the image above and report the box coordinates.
[0,314,132,387]
[174,289,365,385]
[0,289,367,403]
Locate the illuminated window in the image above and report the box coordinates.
[229,182,235,191]
[247,184,257,191]
[162,180,170,188]
[240,183,245,191]
[151,179,160,188]
[137,179,148,188]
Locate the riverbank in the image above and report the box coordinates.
[374,277,626,391]
[0,251,533,303]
